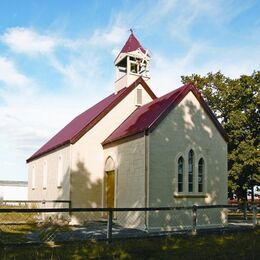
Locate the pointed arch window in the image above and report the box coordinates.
[178,156,184,192]
[57,155,63,188]
[188,150,194,192]
[32,166,36,190]
[198,158,204,192]
[43,161,47,189]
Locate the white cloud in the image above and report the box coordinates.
[1,27,89,56]
[0,56,31,87]
[90,25,128,49]
[151,42,207,94]
[0,26,117,90]
[151,42,260,96]
[0,25,128,56]
[0,116,47,153]
[141,0,177,26]
[1,27,57,55]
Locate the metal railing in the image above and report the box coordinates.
[0,203,259,244]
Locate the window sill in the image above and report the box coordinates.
[129,72,149,78]
[173,193,208,198]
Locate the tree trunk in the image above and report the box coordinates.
[251,185,254,202]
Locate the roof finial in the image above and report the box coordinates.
[129,28,134,34]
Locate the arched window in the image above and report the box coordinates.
[198,158,204,192]
[178,157,184,192]
[32,166,36,190]
[43,161,47,189]
[57,155,63,188]
[188,150,194,192]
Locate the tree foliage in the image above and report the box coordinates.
[181,71,260,200]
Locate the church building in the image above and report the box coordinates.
[27,32,228,229]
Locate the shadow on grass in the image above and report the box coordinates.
[1,228,259,259]
[0,224,39,244]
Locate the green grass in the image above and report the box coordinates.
[0,207,259,259]
[0,224,38,244]
[1,229,259,259]
[0,204,39,224]
[0,223,74,244]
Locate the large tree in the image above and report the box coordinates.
[181,71,260,201]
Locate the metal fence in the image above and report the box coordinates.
[0,200,71,209]
[0,202,259,244]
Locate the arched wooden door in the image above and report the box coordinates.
[104,157,116,218]
[106,170,115,208]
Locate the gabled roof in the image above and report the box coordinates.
[102,83,228,146]
[27,77,156,163]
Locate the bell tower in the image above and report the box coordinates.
[114,30,150,93]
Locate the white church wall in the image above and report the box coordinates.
[70,83,153,210]
[27,145,71,205]
[103,136,146,228]
[148,91,228,229]
[115,73,150,93]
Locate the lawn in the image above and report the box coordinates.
[0,229,259,259]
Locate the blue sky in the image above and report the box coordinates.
[0,0,259,181]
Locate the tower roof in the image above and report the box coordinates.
[119,31,146,55]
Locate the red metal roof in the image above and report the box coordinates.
[103,84,228,145]
[118,32,146,56]
[27,77,156,162]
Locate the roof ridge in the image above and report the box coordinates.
[71,77,156,143]
[147,84,190,130]
[70,87,128,143]
[27,77,156,162]
[102,84,191,145]
[101,106,140,146]
[102,83,224,146]
[74,89,126,120]
[103,82,228,145]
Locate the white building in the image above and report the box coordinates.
[0,180,28,201]
[27,32,228,229]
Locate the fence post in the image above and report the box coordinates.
[192,205,197,235]
[252,205,257,228]
[107,209,113,243]
[68,201,72,219]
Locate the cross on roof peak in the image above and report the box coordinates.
[129,28,134,34]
